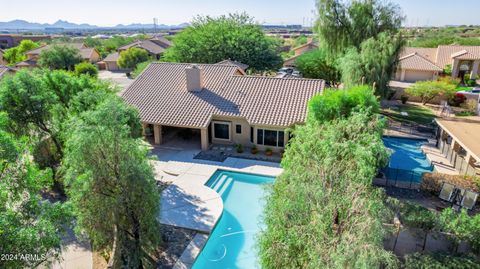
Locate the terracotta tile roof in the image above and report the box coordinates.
[400,45,480,70]
[398,53,442,71]
[436,45,480,68]
[150,36,172,47]
[103,52,119,62]
[118,38,170,55]
[15,59,38,67]
[25,43,96,61]
[121,62,324,128]
[215,60,249,71]
[0,65,15,78]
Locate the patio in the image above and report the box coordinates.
[148,142,282,268]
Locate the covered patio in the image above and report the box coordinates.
[143,124,209,150]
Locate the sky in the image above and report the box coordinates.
[0,0,478,27]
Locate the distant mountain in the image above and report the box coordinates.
[0,19,188,30]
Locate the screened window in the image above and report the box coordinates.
[256,129,285,147]
[213,122,230,140]
[236,124,242,134]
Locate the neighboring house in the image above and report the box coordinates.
[0,34,50,49]
[0,49,5,65]
[122,62,325,151]
[16,43,101,68]
[215,60,249,72]
[436,116,480,176]
[396,45,480,82]
[0,65,16,79]
[102,37,172,71]
[283,41,318,67]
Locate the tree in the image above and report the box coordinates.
[74,62,98,78]
[338,32,404,97]
[117,47,149,75]
[63,98,159,268]
[295,48,340,85]
[162,13,283,71]
[406,80,457,105]
[0,70,113,170]
[259,88,398,268]
[307,85,379,123]
[2,39,39,64]
[316,0,403,54]
[38,45,83,70]
[0,113,71,268]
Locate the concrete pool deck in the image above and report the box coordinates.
[150,144,282,268]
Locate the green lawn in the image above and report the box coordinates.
[381,104,437,125]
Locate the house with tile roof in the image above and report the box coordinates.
[215,60,249,71]
[0,49,5,65]
[15,43,101,68]
[102,37,172,71]
[122,62,325,151]
[283,41,318,67]
[0,65,16,79]
[396,45,480,82]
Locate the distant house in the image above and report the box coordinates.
[283,41,318,67]
[215,59,249,72]
[16,43,101,68]
[121,62,325,151]
[0,34,50,49]
[396,45,480,82]
[0,49,5,65]
[0,65,16,79]
[102,37,172,71]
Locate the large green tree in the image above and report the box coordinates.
[405,79,457,105]
[316,0,403,54]
[0,113,71,268]
[338,32,404,96]
[295,48,340,86]
[162,13,283,71]
[38,45,83,70]
[117,47,150,74]
[259,108,397,268]
[63,98,159,268]
[2,39,39,64]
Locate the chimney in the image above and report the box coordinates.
[185,65,204,92]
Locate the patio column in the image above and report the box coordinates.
[153,124,162,145]
[141,123,148,137]
[471,60,479,79]
[200,128,209,150]
[451,59,460,78]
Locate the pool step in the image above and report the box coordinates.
[210,175,233,196]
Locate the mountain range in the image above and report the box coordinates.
[0,20,188,30]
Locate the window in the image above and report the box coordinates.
[236,124,242,134]
[213,122,230,140]
[250,127,254,143]
[256,129,285,147]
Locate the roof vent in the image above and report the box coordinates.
[185,65,204,92]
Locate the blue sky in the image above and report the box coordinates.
[1,0,478,26]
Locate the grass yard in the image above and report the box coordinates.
[382,103,437,125]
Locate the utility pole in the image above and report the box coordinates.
[153,18,158,34]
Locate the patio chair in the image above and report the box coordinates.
[439,182,455,202]
[461,190,479,210]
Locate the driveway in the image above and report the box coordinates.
[98,71,134,95]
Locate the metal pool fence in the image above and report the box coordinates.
[374,167,425,189]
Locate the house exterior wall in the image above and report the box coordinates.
[209,116,288,152]
[437,128,480,176]
[105,61,120,71]
[89,50,101,63]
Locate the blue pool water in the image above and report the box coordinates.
[192,170,275,269]
[383,137,433,182]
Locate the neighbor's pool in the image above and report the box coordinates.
[382,137,433,182]
[192,170,274,269]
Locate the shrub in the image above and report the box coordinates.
[406,80,457,105]
[74,62,98,77]
[421,172,480,194]
[466,79,476,87]
[265,147,273,156]
[251,144,258,154]
[117,47,150,72]
[401,95,409,104]
[404,252,480,269]
[308,85,379,123]
[235,144,244,153]
[38,45,83,70]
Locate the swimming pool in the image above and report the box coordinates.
[192,170,274,269]
[382,137,433,182]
